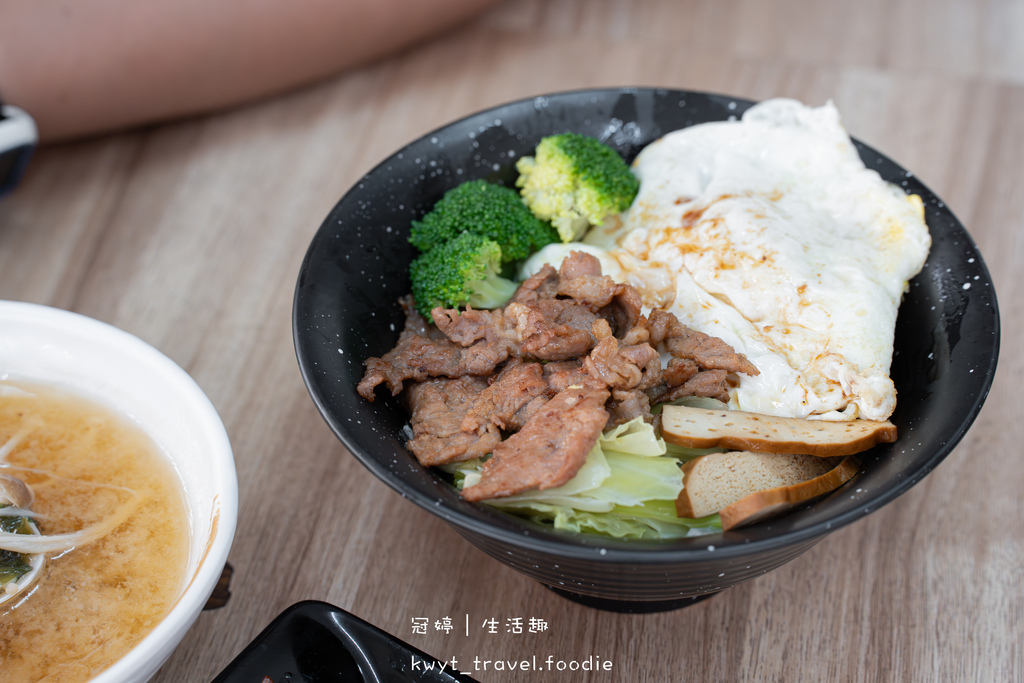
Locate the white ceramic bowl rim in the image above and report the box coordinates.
[0,301,238,683]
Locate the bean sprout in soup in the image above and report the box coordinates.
[0,381,190,683]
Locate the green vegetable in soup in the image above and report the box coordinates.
[0,511,36,585]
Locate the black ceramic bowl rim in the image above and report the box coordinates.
[293,87,1000,566]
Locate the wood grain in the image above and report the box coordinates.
[1,1,1021,681]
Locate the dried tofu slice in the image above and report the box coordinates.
[718,455,861,530]
[660,405,896,457]
[676,451,841,519]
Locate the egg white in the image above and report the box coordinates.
[525,99,931,421]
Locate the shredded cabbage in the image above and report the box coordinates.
[447,417,723,539]
[521,501,720,540]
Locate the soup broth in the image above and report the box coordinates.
[0,381,190,682]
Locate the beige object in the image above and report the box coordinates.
[661,405,896,456]
[675,451,858,524]
[718,456,861,530]
[0,472,35,509]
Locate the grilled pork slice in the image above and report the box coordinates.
[460,361,548,433]
[675,451,858,524]
[405,377,501,466]
[461,383,610,502]
[660,405,896,457]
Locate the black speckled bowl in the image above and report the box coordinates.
[293,88,1000,612]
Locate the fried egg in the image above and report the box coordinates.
[597,98,931,420]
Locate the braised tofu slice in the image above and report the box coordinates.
[660,405,896,457]
[675,450,860,529]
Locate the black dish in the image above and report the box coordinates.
[212,601,479,682]
[293,88,1000,612]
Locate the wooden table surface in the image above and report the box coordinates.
[2,1,1021,680]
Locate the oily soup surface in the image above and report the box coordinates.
[0,382,189,683]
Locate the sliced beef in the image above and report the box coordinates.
[626,345,664,391]
[505,301,599,361]
[554,252,645,336]
[397,294,433,338]
[405,377,501,466]
[581,318,661,392]
[649,368,732,404]
[557,274,620,310]
[358,296,443,399]
[432,297,602,363]
[529,298,600,331]
[505,394,549,432]
[599,283,644,336]
[647,345,735,404]
[512,264,559,303]
[663,357,699,387]
[557,251,603,280]
[554,251,643,334]
[358,333,512,401]
[647,309,759,376]
[432,307,511,347]
[583,334,661,391]
[461,362,548,432]
[619,320,650,347]
[645,307,675,345]
[357,298,430,400]
[359,253,765,501]
[461,384,611,501]
[542,359,589,394]
[606,388,654,428]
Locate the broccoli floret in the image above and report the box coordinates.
[409,179,559,261]
[516,133,639,243]
[409,231,518,319]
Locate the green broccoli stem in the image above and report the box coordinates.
[410,231,520,319]
[467,273,519,310]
